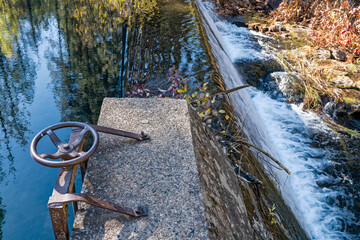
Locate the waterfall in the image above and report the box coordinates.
[193,0,299,209]
[193,1,360,239]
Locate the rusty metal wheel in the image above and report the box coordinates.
[30,122,99,168]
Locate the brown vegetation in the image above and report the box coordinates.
[271,0,360,62]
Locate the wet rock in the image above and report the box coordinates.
[324,102,347,118]
[324,102,337,117]
[270,72,303,102]
[330,76,358,89]
[325,101,360,122]
[331,49,347,61]
[314,49,332,59]
[349,104,360,117]
[233,20,248,28]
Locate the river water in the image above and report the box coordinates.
[1,0,359,239]
[196,2,360,239]
[0,0,218,239]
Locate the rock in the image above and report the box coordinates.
[324,101,337,117]
[331,49,347,61]
[265,0,283,9]
[270,72,303,102]
[268,25,277,32]
[268,24,286,32]
[314,49,332,59]
[237,8,248,14]
[233,20,248,28]
[349,104,360,117]
[324,101,360,120]
[260,25,269,33]
[248,22,261,31]
[282,33,291,38]
[279,25,287,31]
[330,76,357,89]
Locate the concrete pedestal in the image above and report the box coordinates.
[71,98,271,239]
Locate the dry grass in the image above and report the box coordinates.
[276,46,360,110]
[271,0,360,61]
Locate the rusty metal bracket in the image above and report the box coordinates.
[49,193,147,217]
[30,122,150,240]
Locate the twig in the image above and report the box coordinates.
[213,128,291,174]
[237,140,291,175]
[213,85,250,96]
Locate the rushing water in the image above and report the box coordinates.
[0,0,218,238]
[197,1,360,239]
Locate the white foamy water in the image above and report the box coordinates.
[249,89,352,239]
[198,2,358,239]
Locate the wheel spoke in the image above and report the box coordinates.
[67,151,81,159]
[71,127,89,148]
[40,151,65,160]
[46,129,63,148]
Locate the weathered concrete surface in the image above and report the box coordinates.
[71,98,272,239]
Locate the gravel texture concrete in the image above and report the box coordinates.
[71,98,270,240]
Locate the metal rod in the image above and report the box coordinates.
[49,193,147,217]
[89,124,150,141]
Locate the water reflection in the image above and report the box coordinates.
[0,1,41,237]
[125,0,217,90]
[47,0,217,124]
[44,0,158,123]
[0,0,218,238]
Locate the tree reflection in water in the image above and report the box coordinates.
[47,0,218,123]
[46,0,158,123]
[0,0,41,237]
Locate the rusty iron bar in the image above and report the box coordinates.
[49,193,147,217]
[89,124,150,141]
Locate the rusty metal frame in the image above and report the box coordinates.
[30,123,150,240]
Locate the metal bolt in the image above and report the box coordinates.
[140,131,148,139]
[63,143,70,150]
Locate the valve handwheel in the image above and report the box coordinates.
[30,122,99,168]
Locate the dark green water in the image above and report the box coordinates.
[0,0,218,238]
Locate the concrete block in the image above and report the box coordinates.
[71,98,270,239]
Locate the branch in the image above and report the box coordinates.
[213,85,250,96]
[237,140,291,175]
